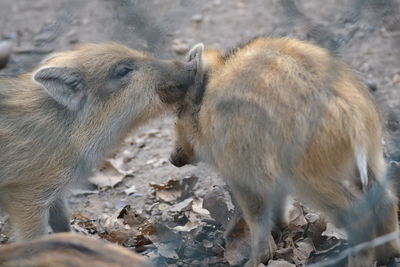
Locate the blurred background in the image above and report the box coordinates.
[0,0,399,266]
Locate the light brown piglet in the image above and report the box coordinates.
[170,38,400,266]
[0,43,198,240]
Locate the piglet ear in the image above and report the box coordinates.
[186,43,204,82]
[33,67,87,111]
[186,43,204,62]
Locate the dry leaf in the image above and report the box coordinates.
[158,242,179,260]
[267,260,296,267]
[124,185,137,195]
[97,212,127,234]
[192,197,211,217]
[146,158,168,167]
[150,176,199,203]
[98,229,131,246]
[321,222,346,240]
[117,205,147,228]
[134,234,153,248]
[173,221,200,232]
[293,238,315,266]
[287,201,307,228]
[203,186,234,226]
[305,213,327,247]
[150,179,179,191]
[109,155,135,176]
[224,222,251,265]
[275,247,294,263]
[70,212,97,234]
[156,190,181,203]
[169,198,193,212]
[89,161,125,188]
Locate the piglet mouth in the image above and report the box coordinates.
[156,84,187,104]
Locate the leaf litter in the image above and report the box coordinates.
[70,173,350,266]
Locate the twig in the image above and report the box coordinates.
[307,231,400,267]
[13,47,54,54]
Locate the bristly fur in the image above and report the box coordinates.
[171,37,400,266]
[223,35,266,62]
[0,42,197,240]
[0,233,153,266]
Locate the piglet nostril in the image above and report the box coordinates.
[169,154,187,167]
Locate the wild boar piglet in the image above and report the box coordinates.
[0,42,198,240]
[170,38,400,267]
[0,232,153,267]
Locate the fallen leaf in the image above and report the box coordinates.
[134,233,153,248]
[156,190,181,203]
[169,198,193,212]
[98,229,131,246]
[224,222,251,265]
[203,186,234,226]
[109,155,135,176]
[146,158,168,167]
[321,222,346,240]
[267,259,296,267]
[150,176,199,203]
[141,223,158,236]
[158,242,179,260]
[287,201,307,228]
[71,213,97,234]
[150,179,179,191]
[144,223,180,244]
[124,185,137,195]
[192,197,211,217]
[117,205,147,228]
[173,221,200,232]
[305,213,326,247]
[275,247,294,263]
[89,161,125,188]
[293,238,315,266]
[97,212,127,234]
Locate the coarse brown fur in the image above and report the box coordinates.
[170,38,400,266]
[0,43,198,240]
[0,232,152,267]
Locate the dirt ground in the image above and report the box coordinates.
[1,0,400,266]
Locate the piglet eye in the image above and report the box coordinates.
[112,62,136,80]
[115,65,133,78]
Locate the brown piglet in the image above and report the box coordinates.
[170,38,400,266]
[0,43,198,240]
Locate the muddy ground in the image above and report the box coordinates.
[0,0,400,266]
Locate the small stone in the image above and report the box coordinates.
[202,239,213,248]
[191,14,203,23]
[213,0,221,6]
[0,234,9,244]
[365,80,377,92]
